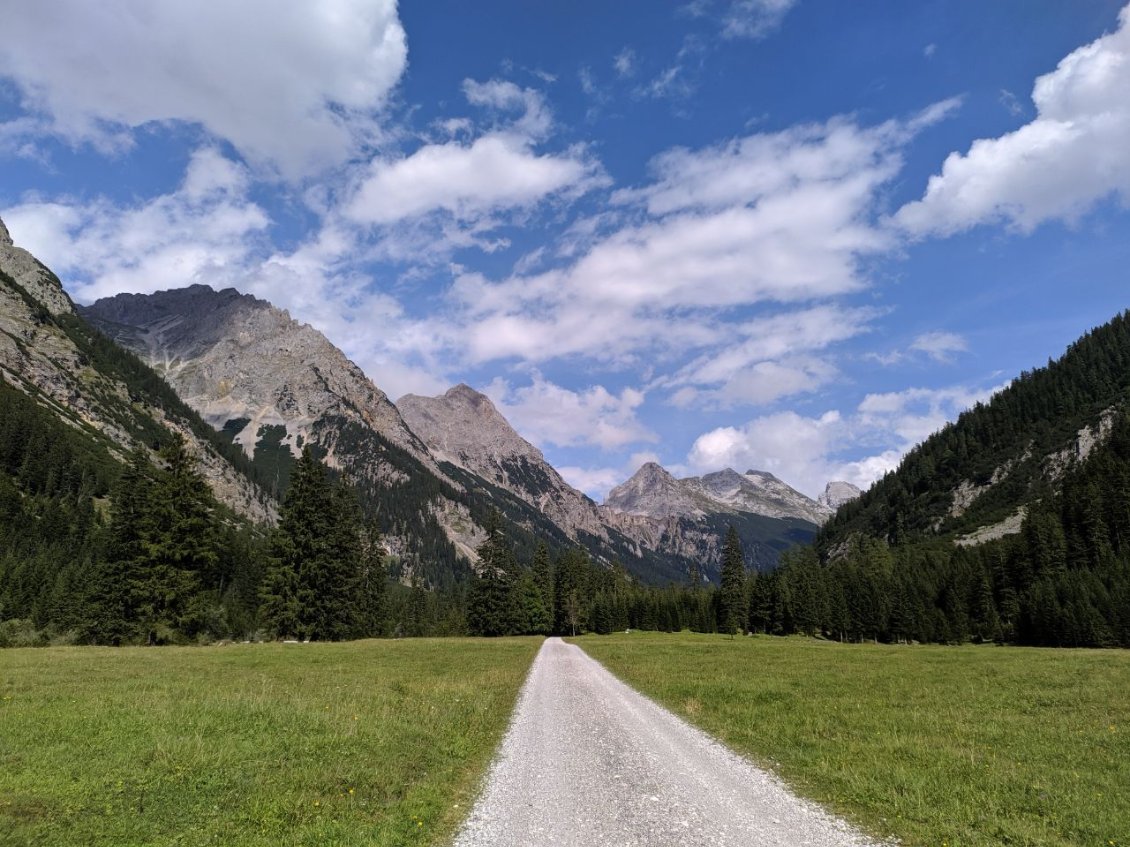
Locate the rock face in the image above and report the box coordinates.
[82,285,439,478]
[600,462,824,576]
[604,463,717,519]
[605,463,833,525]
[817,481,862,512]
[0,218,75,316]
[399,385,610,542]
[0,218,271,522]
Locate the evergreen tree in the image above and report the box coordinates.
[467,509,517,636]
[718,526,747,637]
[260,448,362,640]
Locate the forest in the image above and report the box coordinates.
[3,313,1130,647]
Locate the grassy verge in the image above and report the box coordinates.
[572,632,1129,847]
[0,637,540,847]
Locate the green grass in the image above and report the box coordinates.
[0,637,541,847]
[572,632,1130,847]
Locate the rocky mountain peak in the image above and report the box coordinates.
[400,384,543,466]
[399,384,610,542]
[0,215,74,316]
[818,480,862,510]
[605,462,834,525]
[80,285,438,474]
[604,462,711,519]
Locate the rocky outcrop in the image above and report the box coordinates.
[82,285,443,480]
[399,384,610,542]
[0,216,74,316]
[603,462,715,519]
[0,218,271,522]
[817,481,862,511]
[604,463,832,525]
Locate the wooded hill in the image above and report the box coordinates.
[756,311,1130,647]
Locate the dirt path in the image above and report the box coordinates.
[452,637,885,847]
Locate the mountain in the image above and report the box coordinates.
[81,287,666,582]
[819,312,1130,553]
[600,462,822,575]
[789,310,1130,647]
[605,463,833,525]
[398,384,610,542]
[81,284,440,485]
[818,481,862,511]
[0,218,271,522]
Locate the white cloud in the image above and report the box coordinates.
[721,0,798,39]
[346,135,597,225]
[614,49,637,78]
[857,383,1002,446]
[445,111,940,374]
[557,466,627,501]
[897,4,1130,235]
[686,381,1004,497]
[909,331,968,363]
[2,149,452,402]
[344,79,607,256]
[484,375,657,451]
[0,0,407,179]
[661,305,878,407]
[688,411,846,497]
[4,148,269,301]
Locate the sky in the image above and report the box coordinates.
[2,1,1129,501]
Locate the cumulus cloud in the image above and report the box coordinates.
[2,149,451,401]
[897,4,1130,235]
[0,0,407,178]
[686,381,1003,497]
[4,148,269,301]
[344,79,606,260]
[484,375,657,451]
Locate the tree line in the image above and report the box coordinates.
[4,363,1129,648]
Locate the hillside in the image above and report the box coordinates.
[755,311,1130,647]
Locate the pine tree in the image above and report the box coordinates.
[467,509,517,636]
[718,526,747,638]
[353,518,387,638]
[260,448,362,641]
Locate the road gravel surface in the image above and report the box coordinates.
[453,637,886,847]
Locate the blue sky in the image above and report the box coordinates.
[2,0,1128,499]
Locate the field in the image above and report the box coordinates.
[574,632,1130,847]
[0,637,541,847]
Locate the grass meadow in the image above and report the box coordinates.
[0,637,541,847]
[574,632,1129,847]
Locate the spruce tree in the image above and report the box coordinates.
[260,448,362,640]
[467,509,517,636]
[718,526,747,638]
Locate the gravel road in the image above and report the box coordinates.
[452,637,885,847]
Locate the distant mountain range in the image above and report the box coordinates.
[2,213,861,585]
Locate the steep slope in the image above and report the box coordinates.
[819,310,1130,553]
[400,388,818,578]
[399,384,610,541]
[0,219,271,522]
[759,311,1130,648]
[81,287,664,584]
[82,285,440,486]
